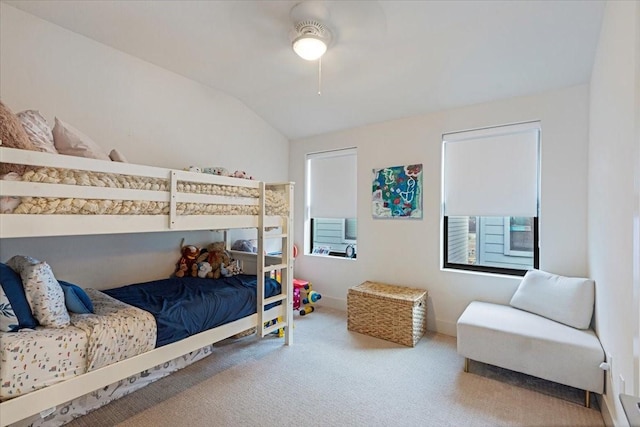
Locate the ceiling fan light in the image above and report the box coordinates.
[293,35,327,61]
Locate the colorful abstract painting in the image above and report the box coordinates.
[372,164,423,219]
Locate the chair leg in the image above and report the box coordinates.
[464,357,469,373]
[585,390,590,408]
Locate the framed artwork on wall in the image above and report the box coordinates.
[372,164,423,219]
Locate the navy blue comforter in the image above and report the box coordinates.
[104,275,281,347]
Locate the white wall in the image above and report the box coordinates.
[588,1,639,425]
[0,4,289,288]
[290,85,590,336]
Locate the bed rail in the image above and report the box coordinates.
[0,147,288,238]
[0,304,285,427]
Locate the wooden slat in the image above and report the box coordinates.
[0,180,170,201]
[264,294,287,305]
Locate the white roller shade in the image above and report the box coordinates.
[307,148,357,219]
[443,122,540,217]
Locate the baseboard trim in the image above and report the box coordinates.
[316,296,346,312]
[435,319,457,337]
[316,296,458,337]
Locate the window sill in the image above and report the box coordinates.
[440,267,522,280]
[306,254,357,261]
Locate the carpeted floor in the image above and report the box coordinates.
[66,307,605,427]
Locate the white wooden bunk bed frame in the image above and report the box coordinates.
[0,146,294,427]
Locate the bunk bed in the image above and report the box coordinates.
[0,146,295,427]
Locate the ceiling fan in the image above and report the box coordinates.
[289,1,332,61]
[287,1,386,94]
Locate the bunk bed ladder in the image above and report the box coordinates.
[257,182,294,345]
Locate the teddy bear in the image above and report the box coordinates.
[175,244,200,278]
[203,241,231,279]
[186,166,202,173]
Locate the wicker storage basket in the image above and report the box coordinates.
[347,281,428,347]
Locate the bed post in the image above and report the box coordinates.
[283,182,294,345]
[257,182,266,337]
[256,182,294,344]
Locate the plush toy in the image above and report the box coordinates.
[197,261,213,278]
[204,241,232,279]
[187,166,202,173]
[226,259,242,276]
[219,262,229,278]
[220,259,242,277]
[232,170,254,180]
[175,244,200,278]
[231,239,257,253]
[202,166,230,177]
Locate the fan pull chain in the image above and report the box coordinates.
[318,57,322,96]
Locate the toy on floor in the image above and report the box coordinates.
[264,317,284,337]
[293,278,321,316]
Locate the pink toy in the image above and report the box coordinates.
[293,279,320,315]
[292,279,309,310]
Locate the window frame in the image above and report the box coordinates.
[503,217,535,257]
[443,216,539,276]
[441,121,540,276]
[305,148,357,260]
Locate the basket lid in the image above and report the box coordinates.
[349,281,427,303]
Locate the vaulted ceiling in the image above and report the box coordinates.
[6,1,605,140]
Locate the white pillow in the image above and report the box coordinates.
[6,255,70,328]
[17,110,57,154]
[109,148,128,163]
[52,117,110,160]
[509,269,594,329]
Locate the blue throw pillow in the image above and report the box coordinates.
[0,286,20,332]
[58,281,94,314]
[0,263,38,329]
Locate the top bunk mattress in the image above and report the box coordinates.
[0,147,292,237]
[103,275,281,347]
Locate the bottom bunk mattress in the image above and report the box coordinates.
[0,289,156,401]
[103,275,281,347]
[10,344,216,427]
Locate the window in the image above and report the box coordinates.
[442,122,540,275]
[306,148,357,258]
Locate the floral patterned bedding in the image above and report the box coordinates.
[0,289,156,401]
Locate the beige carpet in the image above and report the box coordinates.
[66,307,604,427]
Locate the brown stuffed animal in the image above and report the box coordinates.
[175,245,200,278]
[204,241,231,279]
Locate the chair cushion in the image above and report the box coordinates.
[509,269,594,329]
